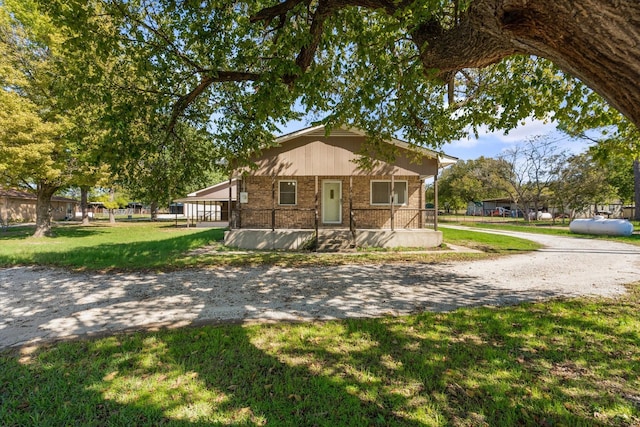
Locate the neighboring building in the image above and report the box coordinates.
[466,201,484,216]
[174,179,238,227]
[476,199,636,219]
[480,198,515,212]
[0,188,78,224]
[580,202,634,219]
[223,125,457,250]
[621,205,636,219]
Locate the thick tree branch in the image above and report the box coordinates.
[250,0,311,24]
[291,1,331,77]
[167,71,260,133]
[411,1,519,77]
[410,0,640,129]
[195,0,640,131]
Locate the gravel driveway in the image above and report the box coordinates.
[1,227,639,349]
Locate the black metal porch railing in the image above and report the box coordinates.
[231,208,316,230]
[231,207,436,231]
[350,208,436,230]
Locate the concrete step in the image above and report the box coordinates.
[316,230,355,252]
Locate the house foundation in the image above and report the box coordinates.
[356,229,442,248]
[224,229,316,250]
[224,228,442,251]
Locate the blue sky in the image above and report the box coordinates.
[439,118,592,160]
[277,117,593,161]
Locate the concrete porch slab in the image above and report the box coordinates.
[356,229,442,248]
[224,228,442,250]
[224,229,315,250]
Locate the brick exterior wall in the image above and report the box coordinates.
[1,197,74,223]
[351,175,423,229]
[236,175,425,229]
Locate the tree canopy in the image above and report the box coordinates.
[437,157,506,212]
[4,0,640,229]
[38,0,639,153]
[0,0,79,235]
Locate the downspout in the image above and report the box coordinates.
[419,178,423,228]
[237,178,242,227]
[228,176,233,228]
[390,174,395,231]
[271,175,276,231]
[349,176,355,246]
[315,176,318,252]
[434,160,439,232]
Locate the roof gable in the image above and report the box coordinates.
[174,179,238,202]
[239,125,456,178]
[187,178,238,198]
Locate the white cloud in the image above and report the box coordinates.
[474,118,557,144]
[440,119,580,160]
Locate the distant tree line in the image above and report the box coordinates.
[435,136,634,220]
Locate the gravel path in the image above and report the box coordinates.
[1,228,639,349]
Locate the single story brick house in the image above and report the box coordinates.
[0,188,78,224]
[224,125,457,250]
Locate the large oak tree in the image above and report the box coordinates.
[42,1,637,139]
[0,1,76,236]
[30,0,640,220]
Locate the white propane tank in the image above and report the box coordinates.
[569,216,634,236]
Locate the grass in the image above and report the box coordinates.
[440,217,640,246]
[439,226,541,253]
[1,284,639,426]
[0,222,541,271]
[0,222,223,271]
[1,222,638,425]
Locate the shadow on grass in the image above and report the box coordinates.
[0,226,39,240]
[0,228,224,270]
[1,287,638,425]
[0,224,109,241]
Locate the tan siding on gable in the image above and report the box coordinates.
[244,136,438,177]
[193,182,237,200]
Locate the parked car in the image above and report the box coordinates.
[488,207,510,216]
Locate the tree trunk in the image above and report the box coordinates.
[150,201,158,221]
[33,183,58,237]
[634,157,640,221]
[80,186,90,225]
[411,0,640,129]
[109,188,116,224]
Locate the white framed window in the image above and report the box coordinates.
[278,180,297,205]
[370,180,408,206]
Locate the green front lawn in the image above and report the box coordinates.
[1,222,638,425]
[0,222,222,270]
[446,221,640,246]
[2,285,639,426]
[440,226,541,252]
[0,222,540,270]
